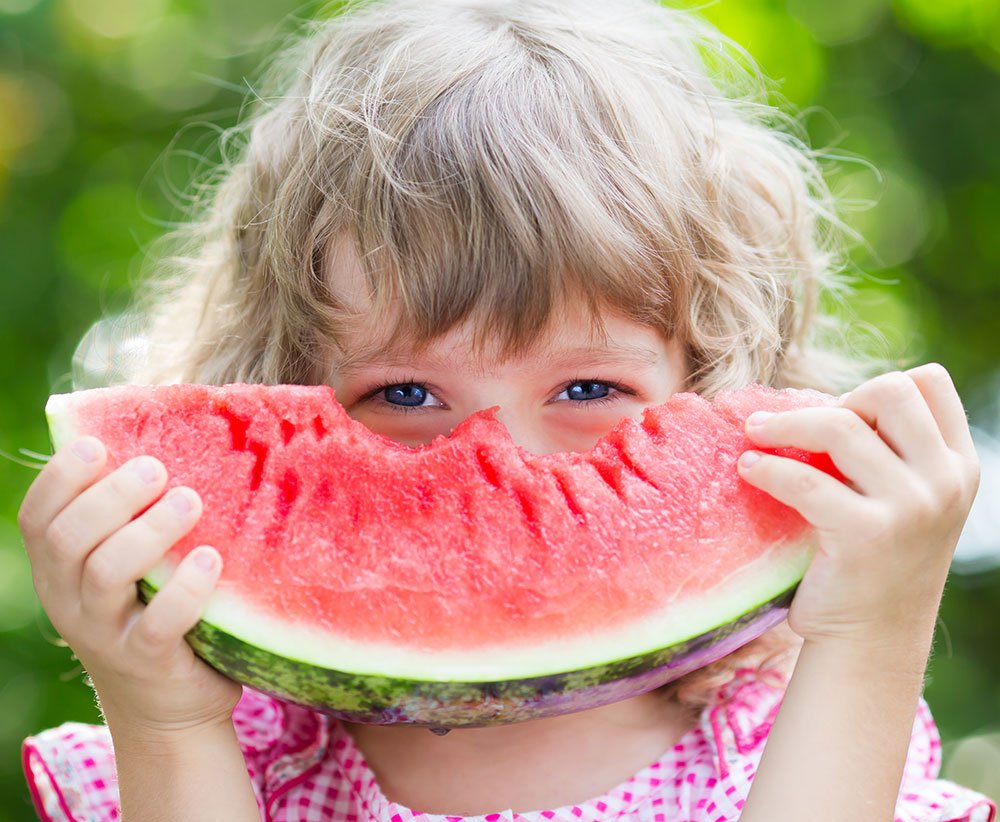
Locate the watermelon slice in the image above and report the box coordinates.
[45,383,836,727]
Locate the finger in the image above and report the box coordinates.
[18,437,107,542]
[737,449,860,532]
[745,406,906,497]
[838,371,950,470]
[36,457,168,603]
[125,546,222,662]
[80,487,202,623]
[904,363,977,459]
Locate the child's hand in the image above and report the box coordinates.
[17,437,242,736]
[738,364,980,651]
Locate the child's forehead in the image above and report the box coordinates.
[330,299,667,379]
[321,234,674,376]
[323,234,372,312]
[337,334,664,376]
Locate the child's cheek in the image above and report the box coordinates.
[349,410,456,449]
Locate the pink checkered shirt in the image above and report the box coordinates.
[22,668,997,821]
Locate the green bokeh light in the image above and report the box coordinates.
[893,0,1000,47]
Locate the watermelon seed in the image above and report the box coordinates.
[640,412,667,440]
[475,449,502,489]
[280,419,296,445]
[513,486,542,540]
[219,407,250,450]
[313,477,333,506]
[428,727,451,736]
[277,469,300,516]
[312,415,328,439]
[248,441,268,490]
[592,459,625,500]
[217,407,269,492]
[612,440,660,491]
[416,483,434,514]
[553,474,586,525]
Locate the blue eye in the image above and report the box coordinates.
[563,381,611,401]
[382,383,429,407]
[365,378,630,414]
[556,380,630,407]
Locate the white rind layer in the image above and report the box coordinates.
[45,394,79,451]
[144,541,812,681]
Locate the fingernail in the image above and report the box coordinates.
[747,411,773,427]
[165,489,194,516]
[72,438,102,463]
[740,451,761,468]
[132,458,161,484]
[192,548,218,573]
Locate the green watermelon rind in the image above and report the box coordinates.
[137,540,809,726]
[139,540,810,681]
[138,577,798,727]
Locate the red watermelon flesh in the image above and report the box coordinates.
[46,383,837,725]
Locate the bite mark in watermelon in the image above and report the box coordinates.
[45,383,837,727]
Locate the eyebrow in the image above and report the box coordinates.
[337,342,662,375]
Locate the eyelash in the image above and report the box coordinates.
[362,376,633,414]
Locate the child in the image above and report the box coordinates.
[19,0,996,819]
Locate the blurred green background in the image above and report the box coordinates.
[2,0,999,818]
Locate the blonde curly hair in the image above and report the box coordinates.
[79,0,887,710]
